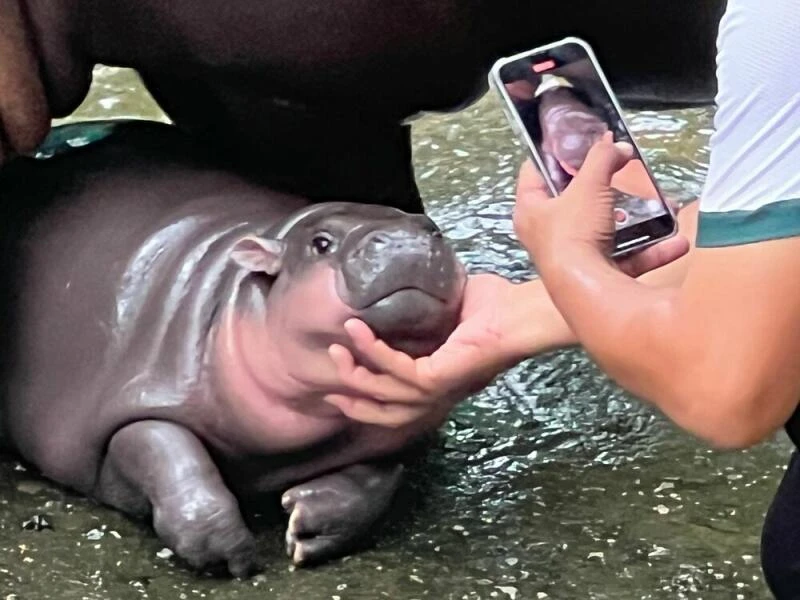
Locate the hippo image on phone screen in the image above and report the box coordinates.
[0,120,467,576]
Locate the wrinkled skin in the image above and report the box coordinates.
[0,121,467,576]
[2,0,725,209]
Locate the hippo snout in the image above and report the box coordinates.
[335,216,466,357]
[338,217,460,306]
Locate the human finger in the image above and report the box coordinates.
[570,132,633,191]
[324,394,432,429]
[327,344,430,404]
[516,159,553,201]
[339,320,422,385]
[617,234,690,278]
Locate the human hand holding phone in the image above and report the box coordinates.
[490,37,677,256]
[513,133,689,276]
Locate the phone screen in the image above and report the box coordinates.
[496,39,675,253]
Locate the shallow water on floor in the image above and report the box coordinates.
[0,66,785,599]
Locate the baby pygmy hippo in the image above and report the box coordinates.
[0,121,467,576]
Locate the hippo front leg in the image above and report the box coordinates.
[281,462,404,566]
[95,420,258,577]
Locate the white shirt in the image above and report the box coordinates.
[697,0,800,247]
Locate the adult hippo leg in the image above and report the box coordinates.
[281,461,405,566]
[0,0,51,161]
[136,74,426,212]
[95,420,259,577]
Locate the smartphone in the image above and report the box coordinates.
[489,37,676,257]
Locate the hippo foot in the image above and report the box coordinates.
[96,421,261,579]
[153,485,259,578]
[281,463,404,566]
[282,487,351,566]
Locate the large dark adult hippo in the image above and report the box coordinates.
[0,120,467,576]
[2,0,726,210]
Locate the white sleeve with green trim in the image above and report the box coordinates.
[697,0,800,248]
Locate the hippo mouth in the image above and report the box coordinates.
[354,285,464,358]
[364,283,453,307]
[332,219,467,356]
[361,286,448,317]
[337,253,465,312]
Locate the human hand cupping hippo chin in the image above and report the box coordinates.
[325,133,690,428]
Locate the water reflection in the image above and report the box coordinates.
[2,66,788,599]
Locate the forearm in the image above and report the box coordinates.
[506,201,698,359]
[638,201,698,288]
[538,245,685,406]
[536,228,800,449]
[501,201,782,445]
[501,277,575,361]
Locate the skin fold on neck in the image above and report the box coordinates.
[209,273,351,455]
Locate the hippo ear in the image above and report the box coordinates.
[230,236,285,275]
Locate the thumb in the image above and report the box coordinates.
[516,158,552,200]
[570,131,634,192]
[618,234,690,277]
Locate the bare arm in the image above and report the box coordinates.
[517,0,800,449]
[532,214,800,449]
[321,199,696,428]
[498,199,697,361]
[325,1,799,440]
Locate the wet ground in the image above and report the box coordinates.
[0,67,788,599]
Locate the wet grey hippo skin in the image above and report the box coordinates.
[4,0,725,209]
[0,121,466,576]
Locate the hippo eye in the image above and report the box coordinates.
[311,233,336,255]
